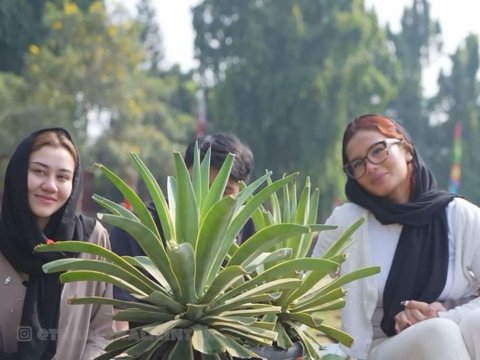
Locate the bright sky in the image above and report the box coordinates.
[365,0,480,95]
[114,0,480,95]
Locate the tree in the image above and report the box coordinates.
[428,35,480,200]
[386,0,442,154]
[0,0,99,74]
[0,0,46,73]
[136,0,164,74]
[133,0,197,143]
[193,0,400,217]
[0,1,196,205]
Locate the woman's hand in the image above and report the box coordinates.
[394,300,446,333]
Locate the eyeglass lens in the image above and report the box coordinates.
[345,141,391,178]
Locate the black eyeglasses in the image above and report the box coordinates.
[343,139,402,179]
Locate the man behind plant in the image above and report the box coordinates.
[110,133,255,303]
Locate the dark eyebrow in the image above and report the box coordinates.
[30,161,74,174]
[348,140,385,162]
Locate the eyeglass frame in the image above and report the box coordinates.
[343,138,403,179]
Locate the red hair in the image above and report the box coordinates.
[342,114,413,165]
[342,114,416,192]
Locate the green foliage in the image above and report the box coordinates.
[5,0,480,217]
[0,0,104,74]
[386,0,442,150]
[37,147,379,359]
[428,35,480,201]
[193,0,400,218]
[0,0,46,73]
[0,1,196,203]
[3,0,480,218]
[0,1,146,144]
[136,0,164,73]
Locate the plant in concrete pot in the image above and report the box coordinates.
[36,147,379,359]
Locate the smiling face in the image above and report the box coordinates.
[345,130,413,203]
[28,145,75,229]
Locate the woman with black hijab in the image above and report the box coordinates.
[313,114,480,359]
[0,128,114,359]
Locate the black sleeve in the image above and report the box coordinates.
[110,201,164,256]
[110,202,164,302]
[110,226,145,257]
[236,217,256,245]
[146,201,166,245]
[110,226,145,302]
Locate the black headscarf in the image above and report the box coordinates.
[0,128,95,359]
[344,125,455,337]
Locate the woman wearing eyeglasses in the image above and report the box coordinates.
[313,114,480,359]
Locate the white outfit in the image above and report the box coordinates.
[312,197,480,360]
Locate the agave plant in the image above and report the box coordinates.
[35,147,379,359]
[247,177,373,358]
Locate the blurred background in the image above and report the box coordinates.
[0,0,479,220]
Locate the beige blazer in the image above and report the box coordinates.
[0,221,115,360]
